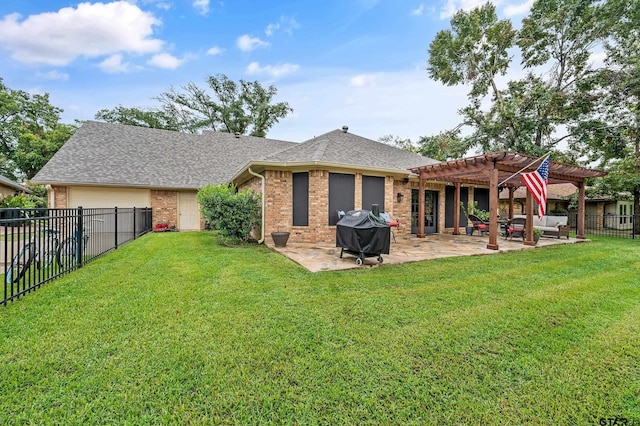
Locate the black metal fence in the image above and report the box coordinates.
[1,207,152,306]
[569,213,640,239]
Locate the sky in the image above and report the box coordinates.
[0,0,535,143]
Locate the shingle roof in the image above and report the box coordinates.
[499,182,578,200]
[32,121,296,189]
[263,129,437,170]
[0,175,31,193]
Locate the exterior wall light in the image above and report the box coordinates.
[397,192,404,203]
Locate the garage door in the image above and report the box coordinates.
[178,191,201,231]
[68,186,151,208]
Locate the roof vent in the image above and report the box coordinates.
[341,125,349,133]
[234,132,240,138]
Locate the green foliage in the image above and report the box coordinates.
[460,200,489,221]
[0,194,35,208]
[156,74,293,136]
[416,128,470,160]
[197,183,261,244]
[378,134,417,152]
[0,78,71,179]
[95,105,181,131]
[1,233,640,423]
[427,0,605,156]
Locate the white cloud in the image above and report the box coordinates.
[589,51,607,67]
[350,74,377,87]
[411,4,425,16]
[192,0,210,15]
[503,0,534,17]
[99,54,136,73]
[246,62,299,78]
[147,53,184,69]
[265,23,280,37]
[206,45,224,56]
[37,70,69,81]
[0,2,163,66]
[237,34,270,52]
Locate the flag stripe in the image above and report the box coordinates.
[521,157,550,219]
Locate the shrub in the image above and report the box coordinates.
[0,194,35,209]
[197,183,261,244]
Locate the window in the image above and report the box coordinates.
[362,176,385,212]
[292,172,309,226]
[328,173,355,225]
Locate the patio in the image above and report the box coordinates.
[268,233,588,272]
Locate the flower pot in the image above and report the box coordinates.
[465,226,474,236]
[271,231,290,247]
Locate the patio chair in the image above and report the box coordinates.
[506,217,526,241]
[380,212,399,243]
[468,214,490,236]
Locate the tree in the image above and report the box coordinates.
[415,128,470,161]
[570,0,640,230]
[0,78,70,179]
[427,0,604,157]
[95,106,180,131]
[14,123,76,179]
[156,74,293,136]
[378,134,418,152]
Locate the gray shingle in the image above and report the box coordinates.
[32,121,296,189]
[264,129,437,170]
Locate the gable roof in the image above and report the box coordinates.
[263,129,436,170]
[33,122,438,189]
[32,121,296,189]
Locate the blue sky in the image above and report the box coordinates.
[0,0,534,142]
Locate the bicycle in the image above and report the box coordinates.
[56,218,103,269]
[5,228,60,284]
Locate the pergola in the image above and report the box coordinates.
[410,151,607,250]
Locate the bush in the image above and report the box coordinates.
[197,183,261,244]
[0,194,35,209]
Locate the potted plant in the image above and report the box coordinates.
[460,202,475,235]
[533,227,543,244]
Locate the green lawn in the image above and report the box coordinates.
[1,232,639,425]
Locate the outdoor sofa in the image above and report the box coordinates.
[513,214,570,239]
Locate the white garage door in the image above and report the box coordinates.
[178,191,201,231]
[68,186,151,208]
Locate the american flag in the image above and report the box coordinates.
[521,156,550,219]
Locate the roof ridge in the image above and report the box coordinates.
[311,139,329,161]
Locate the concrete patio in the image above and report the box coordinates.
[268,233,589,272]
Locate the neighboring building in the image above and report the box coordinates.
[499,183,577,216]
[0,175,31,198]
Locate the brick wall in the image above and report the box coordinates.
[51,185,68,208]
[151,190,178,229]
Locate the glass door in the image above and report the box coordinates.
[411,190,438,234]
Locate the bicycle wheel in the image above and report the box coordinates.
[5,243,34,284]
[56,238,77,270]
[41,236,59,268]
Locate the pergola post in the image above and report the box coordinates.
[577,181,586,239]
[417,175,425,238]
[453,182,461,235]
[487,167,499,250]
[508,187,515,219]
[524,190,536,246]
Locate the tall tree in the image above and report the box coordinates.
[571,0,640,229]
[0,78,70,180]
[95,106,180,131]
[156,74,293,137]
[427,0,604,157]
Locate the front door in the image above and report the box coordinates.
[178,192,201,231]
[411,190,438,234]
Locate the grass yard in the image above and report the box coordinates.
[1,232,639,425]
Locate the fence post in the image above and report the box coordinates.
[133,207,137,240]
[114,206,118,249]
[77,206,84,269]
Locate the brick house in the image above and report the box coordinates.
[33,121,494,243]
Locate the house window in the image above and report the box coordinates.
[328,173,355,225]
[292,172,309,226]
[362,175,385,212]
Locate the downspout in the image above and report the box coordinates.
[247,167,265,243]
